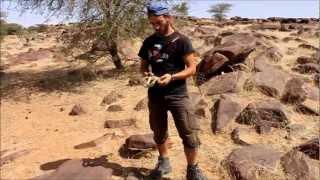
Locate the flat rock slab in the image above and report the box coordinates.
[225,144,283,180]
[281,78,307,104]
[0,149,31,167]
[31,159,113,180]
[281,150,319,180]
[200,71,247,96]
[254,67,291,97]
[211,94,247,133]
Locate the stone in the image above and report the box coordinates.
[134,97,148,111]
[200,71,247,96]
[0,149,31,167]
[253,67,290,97]
[104,119,136,128]
[211,94,246,133]
[125,134,156,150]
[292,63,320,74]
[225,144,282,180]
[69,104,85,116]
[31,159,113,180]
[101,91,124,105]
[281,78,307,104]
[296,56,316,64]
[236,100,290,128]
[231,127,258,146]
[107,104,123,112]
[295,138,319,160]
[281,150,319,180]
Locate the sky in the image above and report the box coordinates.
[1,0,319,27]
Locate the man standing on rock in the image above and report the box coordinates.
[138,2,206,179]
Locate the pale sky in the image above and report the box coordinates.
[1,0,319,27]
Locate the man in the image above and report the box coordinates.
[138,2,206,180]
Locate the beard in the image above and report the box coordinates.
[156,21,170,35]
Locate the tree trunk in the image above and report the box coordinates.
[108,40,124,69]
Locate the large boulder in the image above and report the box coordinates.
[211,94,247,133]
[224,144,283,180]
[253,67,291,97]
[236,100,290,128]
[195,33,256,84]
[281,150,319,180]
[200,71,247,96]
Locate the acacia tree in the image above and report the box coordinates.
[15,0,180,69]
[208,3,232,21]
[172,1,188,17]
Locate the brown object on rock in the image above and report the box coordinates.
[104,118,136,128]
[69,104,85,116]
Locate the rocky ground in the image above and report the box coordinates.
[0,17,319,179]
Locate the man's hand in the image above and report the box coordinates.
[143,72,154,77]
[157,73,172,86]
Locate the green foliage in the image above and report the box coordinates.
[172,2,189,17]
[208,3,233,21]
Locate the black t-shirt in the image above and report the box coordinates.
[138,31,195,95]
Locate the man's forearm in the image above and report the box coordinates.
[171,67,196,81]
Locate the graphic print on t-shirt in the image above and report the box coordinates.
[148,44,170,63]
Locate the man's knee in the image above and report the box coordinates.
[182,132,201,149]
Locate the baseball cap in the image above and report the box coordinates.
[147,1,170,15]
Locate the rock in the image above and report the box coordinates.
[189,92,209,118]
[74,132,124,149]
[231,127,258,146]
[298,43,319,51]
[254,67,290,97]
[217,33,256,61]
[211,94,246,133]
[107,104,123,112]
[252,22,281,30]
[225,144,282,180]
[303,83,319,101]
[125,134,156,150]
[101,91,124,105]
[0,149,31,167]
[296,56,315,64]
[286,124,306,134]
[134,97,148,111]
[295,99,320,116]
[253,53,283,72]
[104,118,136,128]
[31,159,113,180]
[281,150,319,180]
[314,73,319,85]
[236,100,290,128]
[292,63,320,74]
[261,47,283,62]
[255,123,272,134]
[281,78,307,104]
[69,104,85,116]
[200,71,247,96]
[196,33,256,84]
[295,138,319,160]
[195,52,228,85]
[128,76,143,86]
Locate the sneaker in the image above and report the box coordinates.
[186,164,207,180]
[149,156,172,178]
